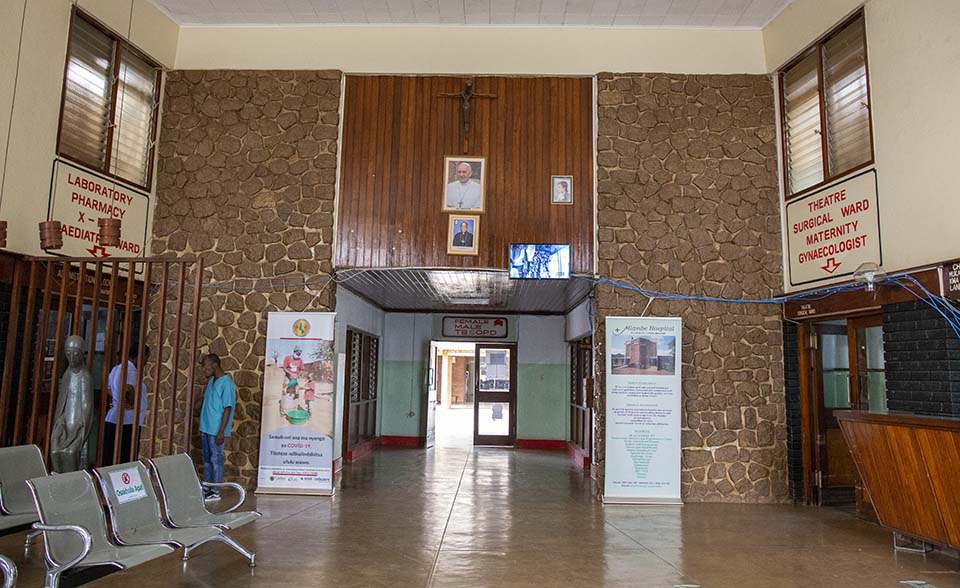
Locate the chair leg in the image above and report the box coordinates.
[215,534,256,567]
[45,568,63,588]
[184,533,256,567]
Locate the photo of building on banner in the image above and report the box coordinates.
[256,312,336,495]
[604,316,683,504]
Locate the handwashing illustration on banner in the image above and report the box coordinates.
[256,312,336,495]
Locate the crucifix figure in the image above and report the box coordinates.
[440,80,497,136]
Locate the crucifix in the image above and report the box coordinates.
[440,80,497,150]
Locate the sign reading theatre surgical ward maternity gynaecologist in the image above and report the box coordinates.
[256,312,336,496]
[786,169,881,286]
[48,159,149,258]
[604,317,682,504]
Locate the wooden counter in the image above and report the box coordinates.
[836,410,960,548]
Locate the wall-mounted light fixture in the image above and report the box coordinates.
[853,262,885,292]
[39,220,63,250]
[98,217,121,247]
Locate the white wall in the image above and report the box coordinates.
[766,0,960,290]
[334,288,384,353]
[175,25,766,75]
[0,0,178,256]
[333,287,385,460]
[565,297,594,341]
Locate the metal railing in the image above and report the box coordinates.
[0,255,203,466]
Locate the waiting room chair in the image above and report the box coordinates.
[93,462,255,566]
[0,445,45,545]
[147,454,261,531]
[26,470,175,588]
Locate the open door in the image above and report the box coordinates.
[424,341,438,448]
[474,344,517,446]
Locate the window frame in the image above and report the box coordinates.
[56,7,163,192]
[778,10,875,201]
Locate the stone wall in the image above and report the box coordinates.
[595,73,787,502]
[152,70,341,486]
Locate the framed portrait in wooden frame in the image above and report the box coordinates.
[442,156,486,213]
[447,214,480,256]
[551,175,573,205]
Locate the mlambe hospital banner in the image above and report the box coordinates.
[604,317,682,504]
[256,312,336,495]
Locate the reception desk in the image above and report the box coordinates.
[835,410,960,549]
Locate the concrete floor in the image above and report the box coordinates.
[2,447,960,587]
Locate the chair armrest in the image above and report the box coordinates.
[0,554,17,588]
[33,523,93,570]
[201,482,247,514]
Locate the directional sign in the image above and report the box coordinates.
[48,159,149,258]
[442,316,509,339]
[786,169,881,287]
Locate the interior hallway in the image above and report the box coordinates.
[3,448,960,588]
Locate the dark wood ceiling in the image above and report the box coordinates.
[336,269,594,314]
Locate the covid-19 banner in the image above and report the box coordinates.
[256,312,336,495]
[603,316,682,504]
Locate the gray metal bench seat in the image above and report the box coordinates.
[27,470,175,588]
[147,454,261,531]
[0,445,45,544]
[94,462,255,566]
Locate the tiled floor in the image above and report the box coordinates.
[2,447,959,587]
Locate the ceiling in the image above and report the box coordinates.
[152,0,793,28]
[336,268,594,313]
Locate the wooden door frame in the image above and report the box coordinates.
[798,311,883,505]
[473,343,517,446]
[342,326,379,458]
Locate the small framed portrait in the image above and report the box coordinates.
[551,175,573,205]
[447,214,480,256]
[443,156,486,213]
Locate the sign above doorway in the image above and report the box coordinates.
[785,169,881,287]
[441,316,508,339]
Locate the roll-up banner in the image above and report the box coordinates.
[256,312,336,495]
[603,316,682,504]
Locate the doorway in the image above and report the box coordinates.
[342,328,379,459]
[429,341,518,447]
[474,344,517,446]
[433,342,477,448]
[806,314,887,515]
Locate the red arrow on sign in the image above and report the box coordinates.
[821,257,841,274]
[86,245,111,258]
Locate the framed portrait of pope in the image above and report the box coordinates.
[442,156,486,213]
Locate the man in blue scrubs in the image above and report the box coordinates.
[199,353,236,502]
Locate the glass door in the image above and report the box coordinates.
[810,314,887,513]
[813,320,858,506]
[474,344,516,446]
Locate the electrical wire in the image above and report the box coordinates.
[148,264,960,340]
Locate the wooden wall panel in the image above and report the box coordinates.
[337,76,594,273]
[836,411,960,548]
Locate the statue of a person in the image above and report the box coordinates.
[50,335,94,473]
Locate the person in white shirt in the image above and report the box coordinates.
[445,162,482,210]
[102,344,149,464]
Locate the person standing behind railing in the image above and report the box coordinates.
[199,353,236,503]
[103,344,149,464]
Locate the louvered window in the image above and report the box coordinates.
[779,13,873,199]
[783,52,823,194]
[57,12,161,190]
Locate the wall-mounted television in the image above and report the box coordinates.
[508,244,571,279]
